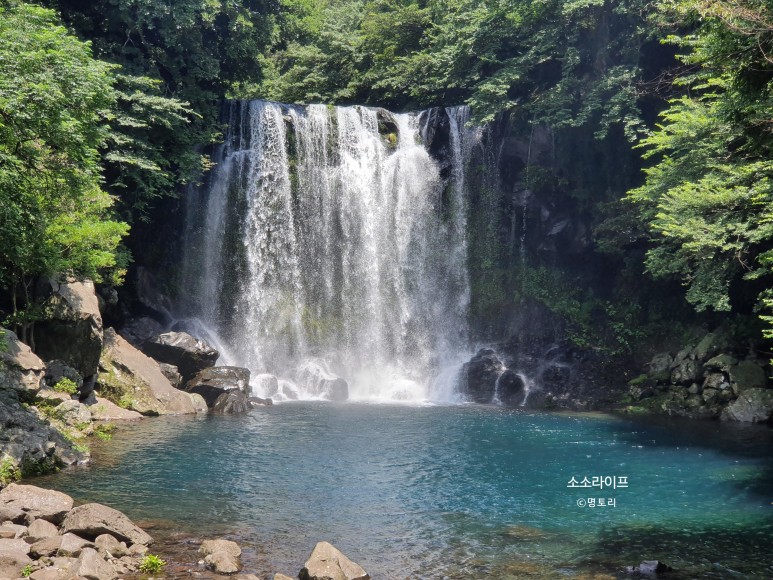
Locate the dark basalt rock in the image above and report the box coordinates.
[185,366,250,407]
[248,396,273,407]
[625,560,673,576]
[212,389,251,415]
[497,370,525,406]
[143,331,219,383]
[461,349,505,404]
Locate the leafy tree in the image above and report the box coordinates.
[0,2,128,340]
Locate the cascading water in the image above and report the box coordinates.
[181,101,477,402]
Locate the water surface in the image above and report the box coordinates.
[38,404,773,578]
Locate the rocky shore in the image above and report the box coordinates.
[0,483,370,580]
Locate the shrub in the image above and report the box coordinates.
[54,378,78,395]
[139,554,166,574]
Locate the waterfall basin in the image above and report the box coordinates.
[36,403,773,578]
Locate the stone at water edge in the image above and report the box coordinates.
[625,559,673,576]
[204,550,242,574]
[199,539,242,559]
[61,503,153,546]
[185,366,251,407]
[249,396,273,407]
[212,389,252,414]
[66,547,117,580]
[94,534,130,558]
[299,541,370,580]
[460,349,504,404]
[720,388,773,423]
[0,484,73,525]
[143,331,219,383]
[497,369,526,406]
[87,396,144,421]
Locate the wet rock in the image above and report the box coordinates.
[0,329,45,397]
[34,278,103,396]
[254,373,279,398]
[497,370,525,406]
[0,485,73,525]
[143,331,219,383]
[646,353,672,383]
[461,349,504,404]
[729,360,767,392]
[26,518,58,543]
[297,361,349,402]
[97,328,195,415]
[625,559,673,576]
[61,503,152,546]
[86,396,144,421]
[199,539,242,559]
[299,541,370,580]
[67,547,117,580]
[118,317,164,348]
[248,396,273,407]
[720,388,773,423]
[212,390,252,414]
[185,366,250,407]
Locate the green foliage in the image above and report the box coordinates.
[20,565,32,578]
[629,0,773,337]
[92,423,117,441]
[139,554,167,574]
[53,378,79,395]
[0,457,21,486]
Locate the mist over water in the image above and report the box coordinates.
[181,101,476,402]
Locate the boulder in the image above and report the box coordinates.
[86,396,144,421]
[670,358,701,385]
[204,551,242,574]
[54,400,93,429]
[143,332,219,383]
[704,354,738,372]
[629,384,656,401]
[646,353,672,383]
[0,538,30,555]
[497,370,525,406]
[0,484,72,525]
[61,503,152,546]
[30,568,61,580]
[97,328,195,416]
[0,329,45,397]
[296,361,349,402]
[94,534,129,558]
[0,548,31,579]
[199,539,241,558]
[300,541,370,580]
[34,278,103,395]
[26,518,58,542]
[0,523,25,539]
[212,390,252,415]
[729,360,767,393]
[29,536,62,558]
[185,366,250,407]
[117,317,164,348]
[58,532,95,556]
[721,388,773,423]
[461,349,504,403]
[188,392,209,414]
[43,360,84,394]
[249,396,273,407]
[692,331,728,360]
[702,373,729,392]
[66,547,117,580]
[254,373,279,398]
[0,391,86,479]
[159,363,182,388]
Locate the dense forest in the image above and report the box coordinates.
[2,0,773,363]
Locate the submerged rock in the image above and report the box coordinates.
[625,559,673,576]
[185,366,250,407]
[143,331,219,383]
[200,539,242,574]
[461,349,504,404]
[299,541,370,580]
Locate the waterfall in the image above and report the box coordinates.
[181,101,476,402]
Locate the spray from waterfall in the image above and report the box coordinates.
[181,101,477,402]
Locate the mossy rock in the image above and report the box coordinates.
[729,360,768,393]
